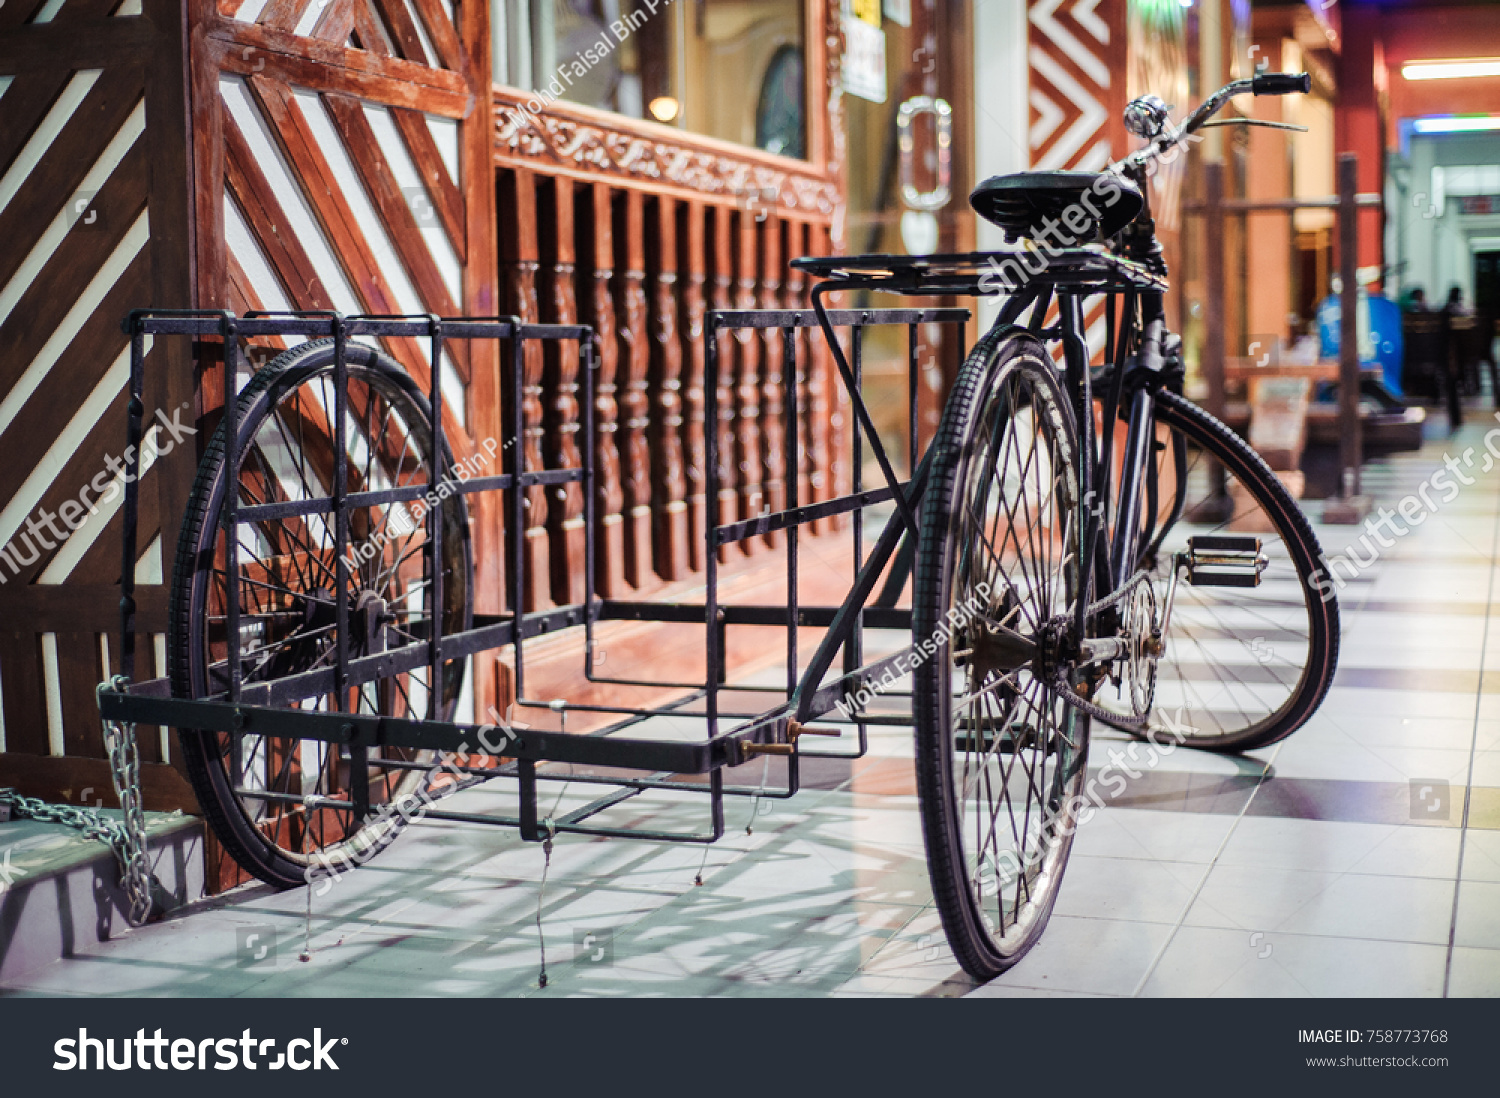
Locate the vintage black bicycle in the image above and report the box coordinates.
[792,69,1339,978]
[98,71,1337,984]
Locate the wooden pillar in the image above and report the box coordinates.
[1202,160,1227,425]
[650,195,689,579]
[1334,10,1384,285]
[615,189,655,588]
[583,182,626,597]
[681,201,709,573]
[498,168,551,610]
[735,210,764,552]
[783,220,812,524]
[709,205,739,562]
[810,222,846,528]
[758,215,786,549]
[1338,154,1364,497]
[539,178,586,606]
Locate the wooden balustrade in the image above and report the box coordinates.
[492,73,847,597]
[494,164,842,597]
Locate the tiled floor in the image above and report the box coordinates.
[5,407,1500,998]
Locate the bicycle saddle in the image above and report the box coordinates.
[970,170,1143,244]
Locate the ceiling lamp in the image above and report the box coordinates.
[1402,58,1500,81]
[1411,115,1500,134]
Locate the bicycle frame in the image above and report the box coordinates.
[798,244,1173,641]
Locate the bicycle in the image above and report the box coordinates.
[98,74,1337,986]
[794,70,1339,979]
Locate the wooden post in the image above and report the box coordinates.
[1202,160,1229,510]
[1203,160,1227,426]
[1324,153,1372,524]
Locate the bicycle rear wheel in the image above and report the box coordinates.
[1092,391,1339,751]
[170,340,474,888]
[913,327,1091,981]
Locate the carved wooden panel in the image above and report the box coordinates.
[493,89,839,220]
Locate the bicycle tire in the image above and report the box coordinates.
[913,326,1091,981]
[171,339,473,889]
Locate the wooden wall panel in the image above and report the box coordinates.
[0,0,195,787]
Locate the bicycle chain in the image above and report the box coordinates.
[0,677,161,926]
[1050,570,1159,727]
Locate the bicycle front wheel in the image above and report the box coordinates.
[913,327,1091,981]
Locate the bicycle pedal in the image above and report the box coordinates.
[1182,536,1267,588]
[1187,535,1261,554]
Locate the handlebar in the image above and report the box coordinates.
[1111,72,1310,176]
[1253,71,1312,96]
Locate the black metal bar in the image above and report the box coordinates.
[583,334,598,679]
[223,314,241,707]
[907,320,919,476]
[231,785,722,844]
[710,307,969,329]
[220,313,245,790]
[1027,285,1054,333]
[428,315,445,721]
[332,318,369,820]
[853,316,864,573]
[712,485,899,544]
[518,758,539,840]
[704,313,721,737]
[120,318,148,683]
[509,327,526,699]
[1110,385,1156,586]
[555,784,643,827]
[809,285,920,539]
[205,602,587,707]
[794,451,932,723]
[784,326,799,702]
[597,601,910,630]
[1058,292,1096,630]
[230,471,577,525]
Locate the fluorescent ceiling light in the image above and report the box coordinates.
[1412,115,1500,134]
[1403,58,1500,81]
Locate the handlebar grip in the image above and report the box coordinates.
[1252,71,1311,96]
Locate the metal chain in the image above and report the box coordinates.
[1052,570,1159,727]
[0,677,159,926]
